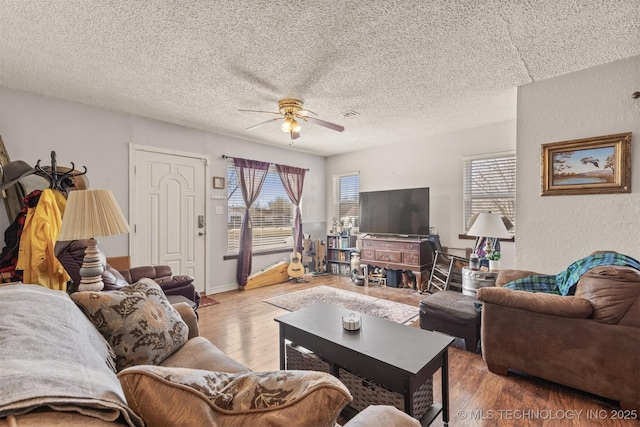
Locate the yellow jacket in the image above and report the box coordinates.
[16,189,70,290]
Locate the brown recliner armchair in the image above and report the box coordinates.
[117,264,201,308]
[55,240,200,308]
[477,265,640,410]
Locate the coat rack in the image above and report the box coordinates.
[35,151,87,192]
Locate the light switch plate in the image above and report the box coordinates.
[215,206,223,215]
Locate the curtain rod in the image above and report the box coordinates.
[221,155,309,171]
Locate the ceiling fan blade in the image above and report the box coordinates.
[295,110,317,117]
[291,130,300,140]
[238,109,282,115]
[301,116,345,132]
[244,117,282,131]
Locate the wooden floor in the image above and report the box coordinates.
[198,275,638,426]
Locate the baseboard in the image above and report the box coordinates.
[205,283,239,295]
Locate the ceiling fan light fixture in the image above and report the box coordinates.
[281,116,301,133]
[281,117,294,132]
[242,99,344,140]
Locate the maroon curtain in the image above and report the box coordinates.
[276,165,306,254]
[234,158,270,287]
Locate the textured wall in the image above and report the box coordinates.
[516,55,640,273]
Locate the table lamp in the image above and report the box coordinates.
[466,212,511,260]
[58,189,130,291]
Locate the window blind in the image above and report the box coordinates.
[463,153,516,233]
[332,172,360,230]
[226,162,295,254]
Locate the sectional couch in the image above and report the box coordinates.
[0,281,419,426]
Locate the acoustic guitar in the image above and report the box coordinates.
[287,249,305,279]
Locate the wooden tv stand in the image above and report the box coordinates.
[359,235,435,292]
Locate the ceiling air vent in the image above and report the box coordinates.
[340,110,360,118]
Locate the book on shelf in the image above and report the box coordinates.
[328,251,351,262]
[327,235,355,250]
[328,262,352,275]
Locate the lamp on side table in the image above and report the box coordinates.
[58,189,130,291]
[467,212,511,270]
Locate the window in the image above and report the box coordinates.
[332,172,360,230]
[226,162,295,254]
[463,153,516,234]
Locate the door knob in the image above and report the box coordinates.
[198,232,204,236]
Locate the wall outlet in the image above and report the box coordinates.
[215,206,223,215]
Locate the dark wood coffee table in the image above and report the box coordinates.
[275,302,454,426]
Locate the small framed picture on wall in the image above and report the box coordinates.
[213,176,225,189]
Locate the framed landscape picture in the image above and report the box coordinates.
[541,132,631,196]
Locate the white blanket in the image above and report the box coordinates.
[0,283,143,426]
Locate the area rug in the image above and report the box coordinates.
[199,294,219,308]
[264,285,418,324]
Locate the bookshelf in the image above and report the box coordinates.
[326,235,357,276]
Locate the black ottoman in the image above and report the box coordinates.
[419,290,481,352]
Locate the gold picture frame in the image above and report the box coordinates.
[541,132,631,196]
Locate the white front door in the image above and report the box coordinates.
[130,145,207,293]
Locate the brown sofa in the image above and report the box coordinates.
[0,282,419,426]
[55,239,201,307]
[477,265,640,410]
[115,264,201,307]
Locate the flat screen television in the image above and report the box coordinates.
[359,187,430,236]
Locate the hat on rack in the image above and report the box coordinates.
[0,160,37,191]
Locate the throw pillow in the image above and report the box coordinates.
[71,278,188,371]
[118,365,352,427]
[102,264,129,290]
[344,405,421,427]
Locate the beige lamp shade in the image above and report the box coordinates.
[467,212,511,239]
[58,189,130,241]
[58,189,129,292]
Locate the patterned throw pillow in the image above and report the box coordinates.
[71,278,188,371]
[118,365,352,427]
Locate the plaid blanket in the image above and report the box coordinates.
[504,252,640,295]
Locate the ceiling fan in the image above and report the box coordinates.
[239,99,345,141]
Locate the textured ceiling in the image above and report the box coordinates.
[1,1,639,156]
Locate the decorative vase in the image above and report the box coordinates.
[489,260,501,271]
